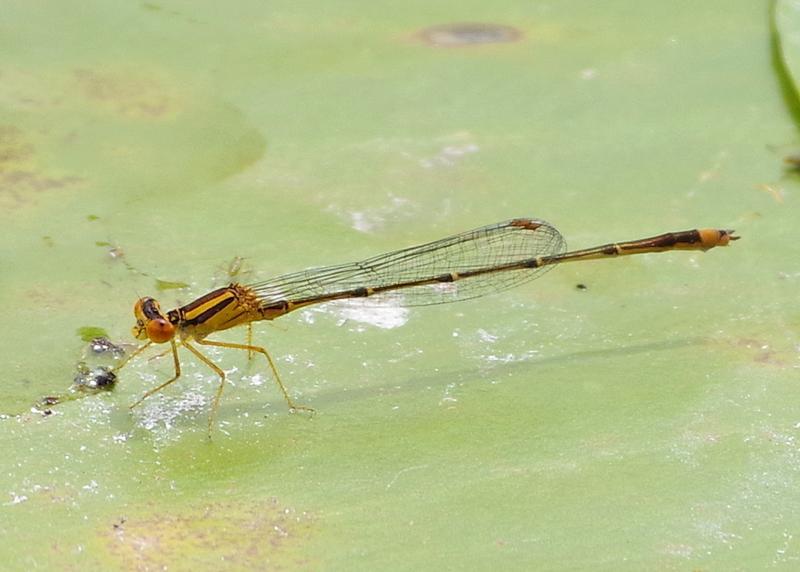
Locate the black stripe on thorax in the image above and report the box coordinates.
[179,286,234,314]
[181,295,236,326]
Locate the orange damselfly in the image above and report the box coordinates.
[116,218,739,432]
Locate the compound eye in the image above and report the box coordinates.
[145,318,175,343]
[133,299,147,319]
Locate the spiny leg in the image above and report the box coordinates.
[113,341,153,374]
[246,323,254,361]
[129,339,181,409]
[194,338,315,415]
[180,341,228,435]
[146,346,174,363]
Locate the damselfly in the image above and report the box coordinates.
[118,218,738,431]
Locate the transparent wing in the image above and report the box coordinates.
[248,218,566,308]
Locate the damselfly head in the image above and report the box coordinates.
[132,297,175,344]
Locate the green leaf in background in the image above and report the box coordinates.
[154,278,191,291]
[76,326,110,342]
[776,0,800,93]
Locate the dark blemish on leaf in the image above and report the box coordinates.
[419,23,523,47]
[103,499,316,569]
[73,68,179,119]
[0,125,34,168]
[0,126,82,208]
[1,171,83,208]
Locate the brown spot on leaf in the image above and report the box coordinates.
[710,337,789,368]
[0,125,83,208]
[0,125,34,169]
[104,498,316,570]
[73,68,180,119]
[419,23,523,47]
